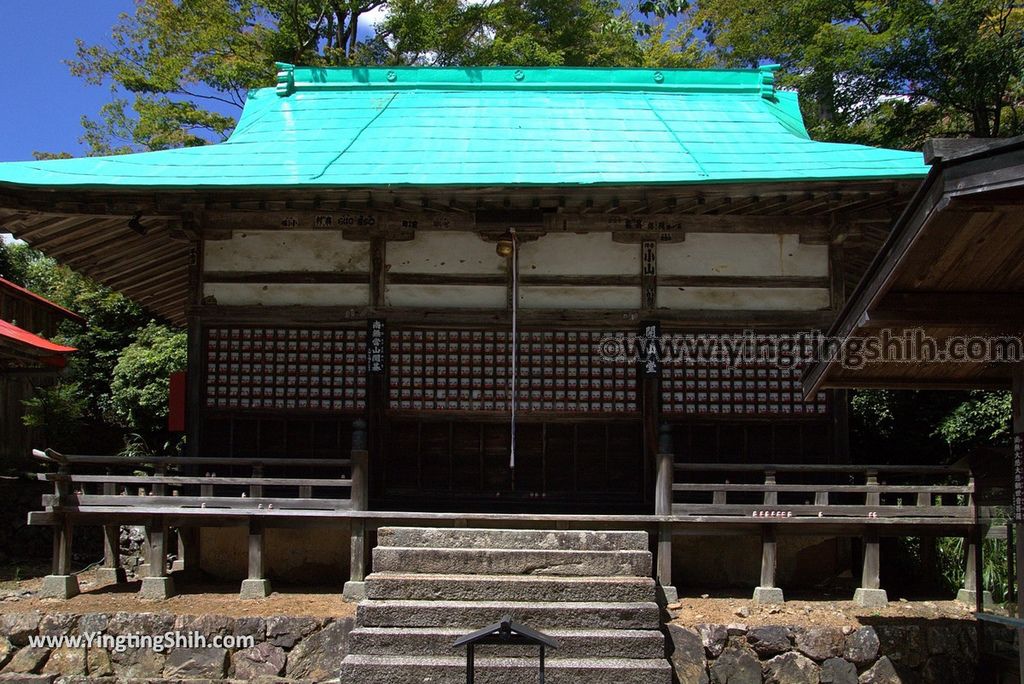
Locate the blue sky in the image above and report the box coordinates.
[0,2,138,162]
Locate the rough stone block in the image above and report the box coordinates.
[343,580,367,601]
[747,626,792,658]
[752,586,785,605]
[955,588,993,607]
[844,626,880,665]
[286,618,354,681]
[853,588,888,609]
[667,624,708,684]
[240,579,272,599]
[38,575,78,600]
[821,657,857,684]
[377,527,649,551]
[138,576,175,600]
[95,567,127,585]
[162,646,228,679]
[763,652,819,684]
[231,642,286,679]
[795,627,845,661]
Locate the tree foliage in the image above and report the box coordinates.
[109,323,187,443]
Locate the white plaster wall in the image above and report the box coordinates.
[387,232,505,274]
[657,234,827,277]
[656,286,830,310]
[203,231,371,272]
[519,234,639,275]
[386,284,507,308]
[519,286,640,309]
[204,283,370,306]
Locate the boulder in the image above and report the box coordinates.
[231,642,287,679]
[86,647,114,677]
[874,625,926,669]
[77,614,107,636]
[1,648,49,674]
[922,654,974,684]
[796,627,845,661]
[0,638,12,670]
[39,647,85,677]
[698,624,729,658]
[162,646,228,679]
[763,652,820,684]
[265,616,321,649]
[748,626,792,658]
[844,627,880,665]
[821,657,858,684]
[105,612,175,638]
[110,647,166,679]
[173,614,234,639]
[668,624,708,684]
[232,617,266,640]
[709,643,761,684]
[286,618,353,681]
[37,615,77,640]
[0,614,41,647]
[858,656,901,684]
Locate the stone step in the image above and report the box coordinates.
[365,572,657,603]
[349,626,666,659]
[372,547,652,577]
[377,527,649,551]
[340,654,673,684]
[357,600,661,630]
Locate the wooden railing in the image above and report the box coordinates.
[34,450,361,514]
[669,462,975,522]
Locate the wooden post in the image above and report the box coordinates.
[753,475,784,604]
[177,526,201,581]
[40,463,79,599]
[345,420,369,600]
[98,524,127,585]
[241,518,271,599]
[853,468,887,606]
[139,517,174,600]
[1010,362,1024,681]
[654,423,676,604]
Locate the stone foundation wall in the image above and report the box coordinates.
[668,620,978,684]
[0,611,353,683]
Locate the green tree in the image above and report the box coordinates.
[689,0,1024,145]
[109,323,188,447]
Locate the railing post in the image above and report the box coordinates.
[241,517,272,599]
[139,516,175,600]
[853,469,887,607]
[40,459,79,599]
[344,419,369,601]
[654,423,677,604]
[958,474,990,608]
[753,469,784,603]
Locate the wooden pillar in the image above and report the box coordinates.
[40,464,79,599]
[753,470,783,603]
[654,422,676,604]
[1010,362,1024,681]
[853,468,887,606]
[98,525,127,585]
[240,518,271,599]
[139,517,174,600]
[345,420,370,600]
[177,526,201,580]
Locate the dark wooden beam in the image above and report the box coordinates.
[859,292,1024,330]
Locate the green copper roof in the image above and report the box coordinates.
[0,65,928,189]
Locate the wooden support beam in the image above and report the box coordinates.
[861,532,881,590]
[759,525,777,589]
[248,519,266,580]
[140,517,175,599]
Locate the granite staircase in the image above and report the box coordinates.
[340,527,672,683]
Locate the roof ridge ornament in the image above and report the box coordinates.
[759,64,780,101]
[276,62,296,97]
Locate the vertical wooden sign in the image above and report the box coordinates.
[368,319,387,375]
[1015,433,1024,522]
[639,321,662,377]
[641,241,657,311]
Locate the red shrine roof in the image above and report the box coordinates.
[0,318,76,368]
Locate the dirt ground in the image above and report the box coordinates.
[0,566,355,618]
[666,594,979,629]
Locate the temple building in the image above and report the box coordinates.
[0,64,985,680]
